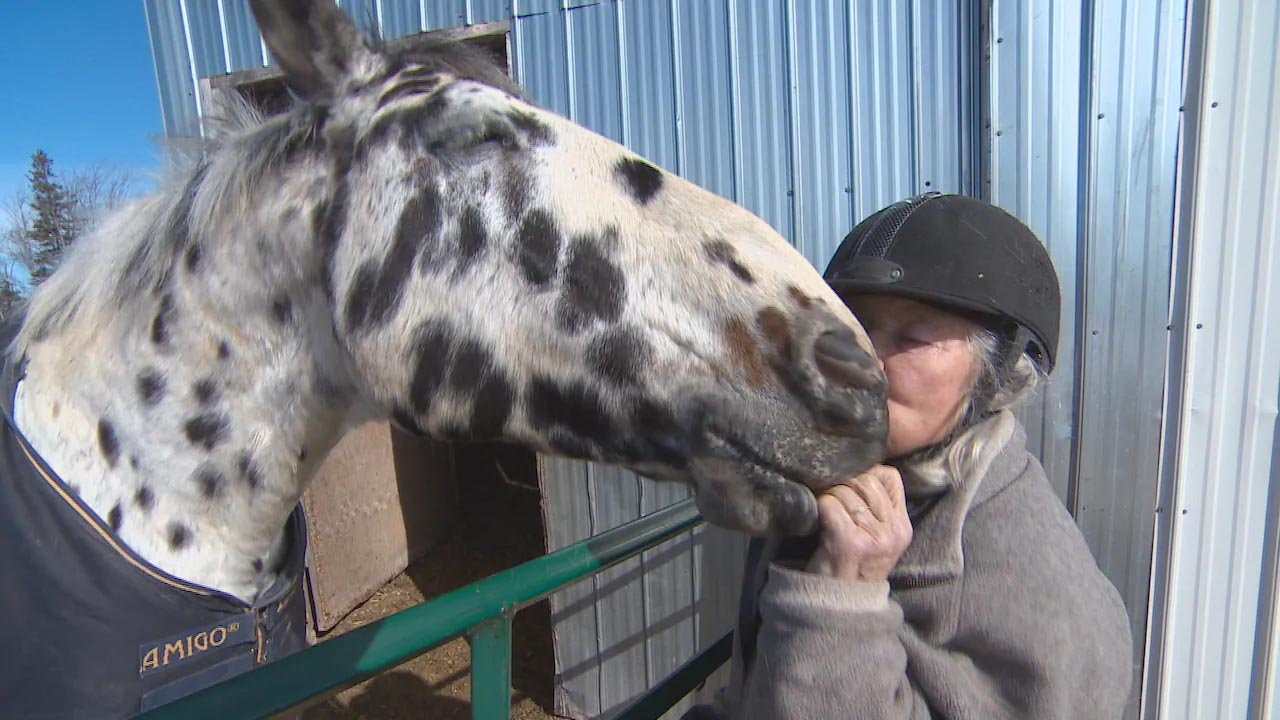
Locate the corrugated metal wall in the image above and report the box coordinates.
[985,2,1186,716]
[1151,0,1280,715]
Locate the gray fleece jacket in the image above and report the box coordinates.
[703,412,1133,719]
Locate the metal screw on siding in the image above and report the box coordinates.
[1196,323,1204,329]
[924,180,932,187]
[1097,113,1105,119]
[995,130,1003,137]
[844,186,852,193]
[1211,101,1220,108]
[997,37,1004,43]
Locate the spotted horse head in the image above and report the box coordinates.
[239,0,889,536]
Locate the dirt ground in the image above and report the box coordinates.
[301,446,564,720]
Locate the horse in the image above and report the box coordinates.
[0,0,886,715]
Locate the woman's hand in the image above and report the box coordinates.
[806,465,913,582]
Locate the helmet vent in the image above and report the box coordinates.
[851,192,939,258]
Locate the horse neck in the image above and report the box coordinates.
[13,219,363,602]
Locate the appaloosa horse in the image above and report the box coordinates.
[0,0,886,715]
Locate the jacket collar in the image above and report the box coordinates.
[889,411,1029,584]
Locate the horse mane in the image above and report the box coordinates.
[11,36,520,360]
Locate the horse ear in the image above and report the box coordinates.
[249,0,376,99]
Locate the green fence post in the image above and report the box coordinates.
[470,614,513,720]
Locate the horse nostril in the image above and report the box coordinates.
[814,329,883,391]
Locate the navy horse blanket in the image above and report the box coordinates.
[0,331,309,718]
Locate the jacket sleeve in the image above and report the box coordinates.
[736,565,934,720]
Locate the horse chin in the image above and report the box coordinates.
[688,463,820,537]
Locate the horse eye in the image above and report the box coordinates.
[475,120,517,149]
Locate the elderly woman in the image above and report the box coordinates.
[692,194,1133,719]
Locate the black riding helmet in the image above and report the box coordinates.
[824,192,1061,375]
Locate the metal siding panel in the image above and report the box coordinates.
[848,1,918,226]
[468,0,513,25]
[566,2,623,141]
[912,0,969,196]
[674,0,734,199]
[420,0,469,30]
[539,456,603,718]
[220,0,267,71]
[618,0,678,171]
[146,0,203,139]
[185,0,230,76]
[512,10,572,116]
[1159,0,1280,715]
[987,0,1082,504]
[733,0,794,242]
[1076,0,1186,711]
[790,1,853,265]
[378,1,426,38]
[587,464,647,717]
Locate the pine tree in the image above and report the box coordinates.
[24,150,77,284]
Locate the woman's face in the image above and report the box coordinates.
[843,294,981,458]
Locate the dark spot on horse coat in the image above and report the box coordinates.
[343,263,378,333]
[137,370,165,406]
[97,419,120,468]
[470,369,514,438]
[183,413,229,451]
[195,465,223,498]
[515,210,561,288]
[272,295,293,324]
[408,321,454,414]
[507,110,555,146]
[615,158,664,205]
[108,503,123,531]
[587,328,648,387]
[526,377,614,448]
[129,455,140,471]
[151,293,175,346]
[168,522,191,551]
[557,235,626,332]
[788,285,813,308]
[454,204,487,277]
[135,485,154,512]
[193,378,217,406]
[723,317,766,387]
[184,243,201,273]
[629,399,686,467]
[345,183,442,332]
[704,239,755,284]
[446,338,491,394]
[237,452,261,491]
[501,165,533,221]
[252,558,264,573]
[218,341,232,361]
[316,179,350,298]
[757,307,792,359]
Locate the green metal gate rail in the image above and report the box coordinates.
[137,498,731,720]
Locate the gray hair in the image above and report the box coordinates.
[898,327,1048,495]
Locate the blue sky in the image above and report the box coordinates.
[0,3,162,210]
